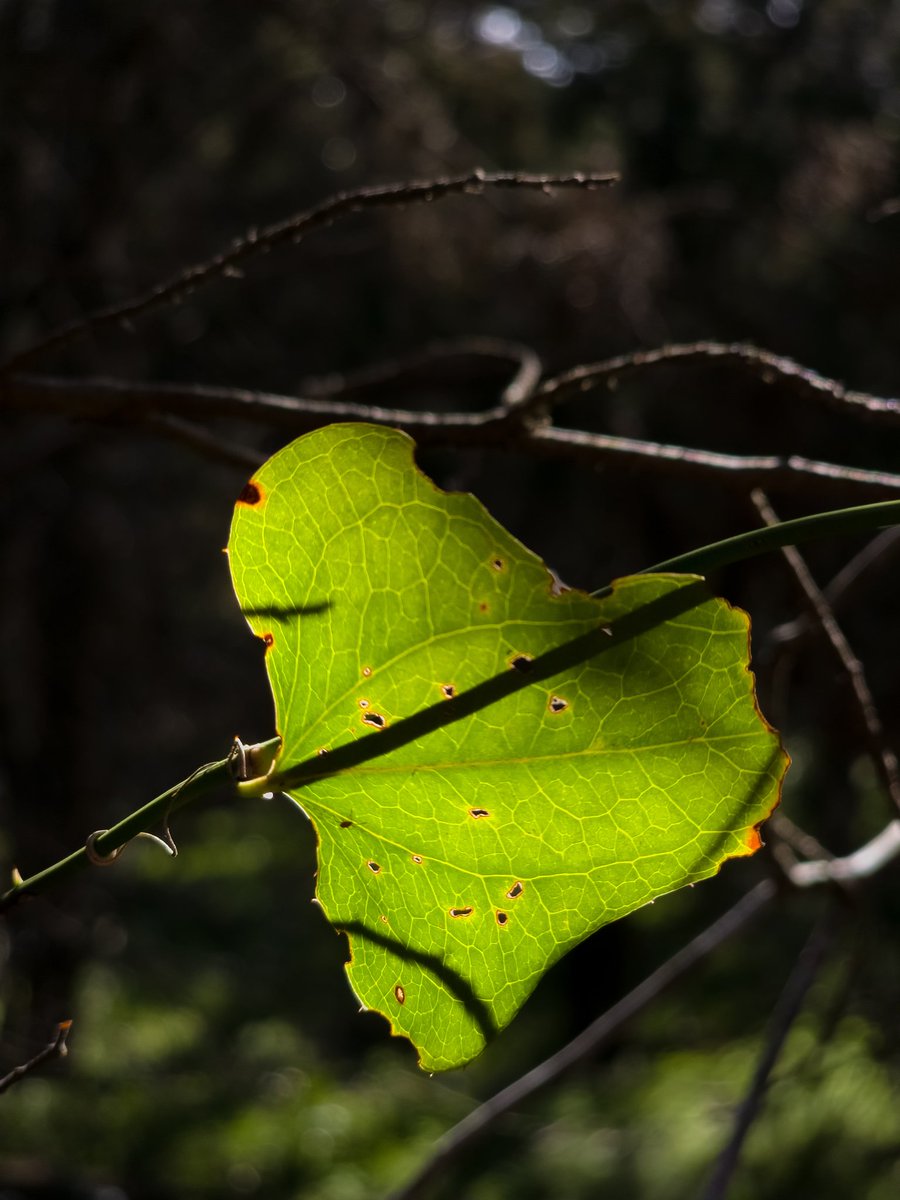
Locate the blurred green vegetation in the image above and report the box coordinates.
[2,0,900,1196]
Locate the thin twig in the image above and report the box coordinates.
[389,880,777,1200]
[0,171,616,375]
[9,375,900,497]
[767,526,900,648]
[0,1021,73,1095]
[142,413,263,470]
[298,337,543,410]
[533,341,900,424]
[701,914,835,1200]
[752,490,900,816]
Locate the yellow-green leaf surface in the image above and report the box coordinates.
[228,424,785,1071]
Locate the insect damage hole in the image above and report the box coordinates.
[261,632,275,649]
[361,666,373,678]
[367,861,381,874]
[362,711,386,729]
[496,911,509,927]
[509,654,533,673]
[440,683,456,699]
[411,854,424,865]
[469,808,490,819]
[548,695,568,714]
[491,556,506,572]
[449,906,474,918]
[506,881,524,899]
[394,985,406,1005]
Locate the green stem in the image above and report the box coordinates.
[641,500,900,579]
[0,737,281,914]
[5,501,899,913]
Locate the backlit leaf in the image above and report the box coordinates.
[228,424,785,1070]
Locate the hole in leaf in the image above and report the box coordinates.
[506,881,524,899]
[395,985,406,1005]
[548,695,568,714]
[362,666,372,677]
[362,712,386,729]
[449,906,474,918]
[380,914,389,924]
[509,654,533,673]
[491,557,505,571]
[496,911,509,927]
[262,632,275,649]
[440,684,456,699]
[317,747,330,756]
[469,808,490,819]
[358,698,370,709]
[411,854,423,865]
[367,861,381,874]
[237,481,263,507]
[340,820,353,829]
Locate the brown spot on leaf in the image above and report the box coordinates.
[449,906,474,918]
[506,881,524,899]
[340,820,353,829]
[367,861,381,874]
[362,666,372,678]
[362,711,386,729]
[548,695,568,714]
[496,911,509,927]
[411,854,423,865]
[394,985,406,1005]
[478,601,490,614]
[469,808,490,819]
[491,557,506,572]
[380,914,389,924]
[237,481,263,507]
[262,632,274,649]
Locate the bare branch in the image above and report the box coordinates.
[529,425,900,497]
[701,915,835,1200]
[389,881,776,1200]
[0,171,616,376]
[752,490,900,815]
[9,374,900,497]
[790,820,900,886]
[0,1021,73,1096]
[534,341,900,425]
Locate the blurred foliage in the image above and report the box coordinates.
[2,0,900,1196]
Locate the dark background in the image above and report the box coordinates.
[2,1,900,1197]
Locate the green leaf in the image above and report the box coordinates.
[228,424,785,1071]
